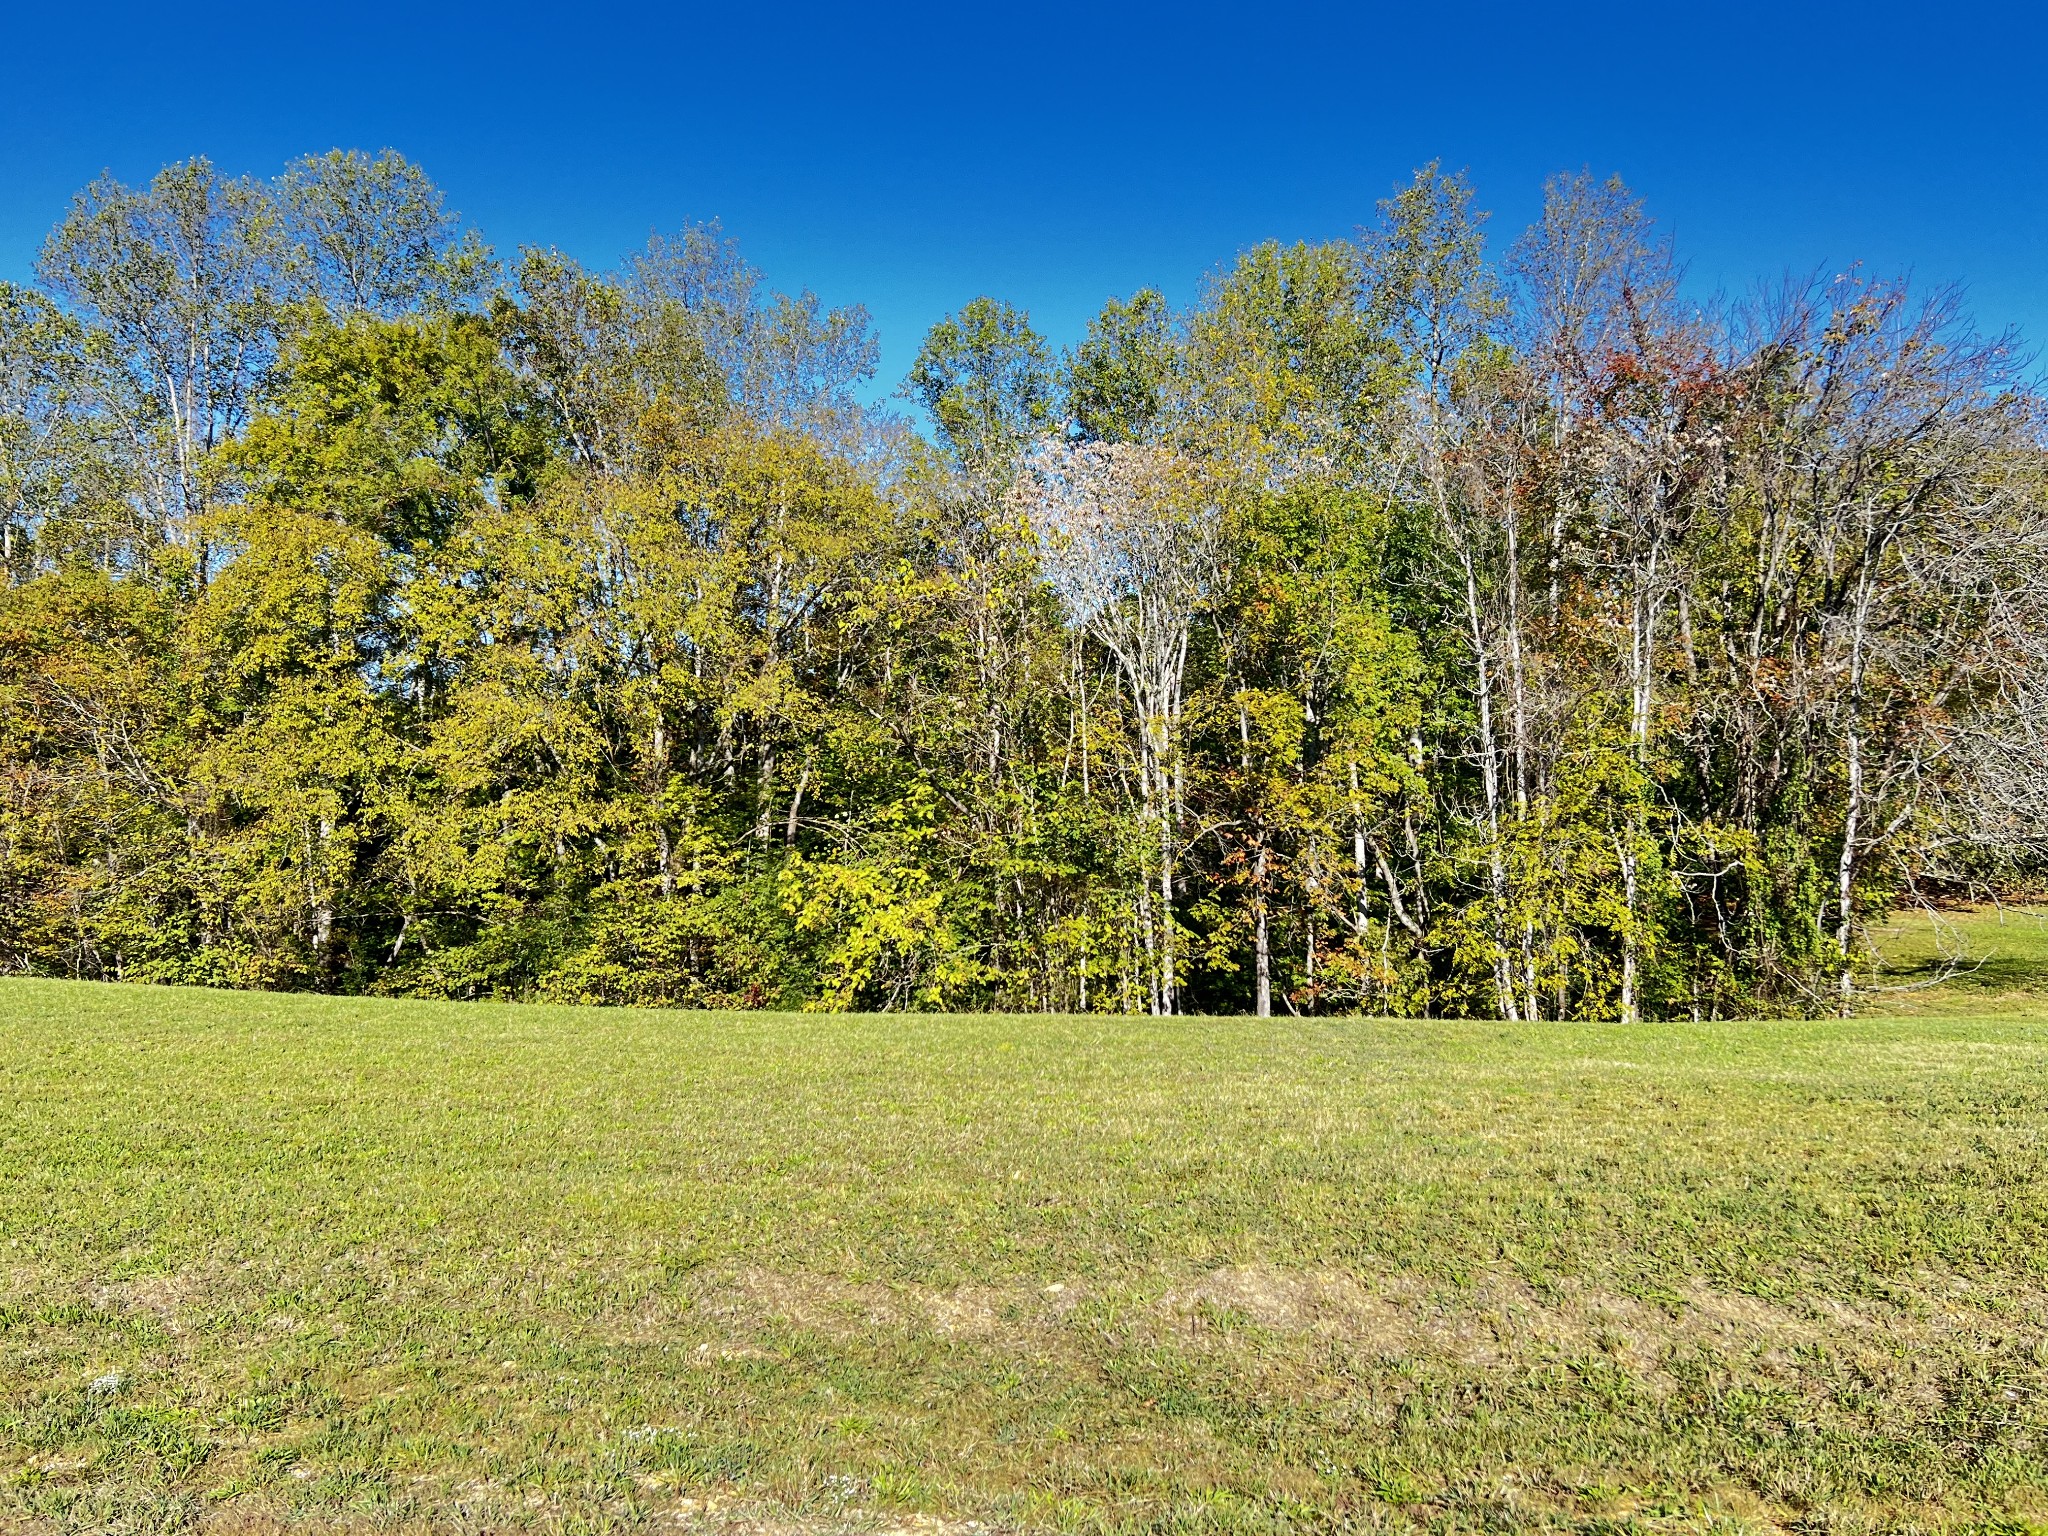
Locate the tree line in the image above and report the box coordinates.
[3,150,2043,1017]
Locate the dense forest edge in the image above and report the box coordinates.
[2,150,2044,1019]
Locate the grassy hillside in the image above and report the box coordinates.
[1872,902,2048,1018]
[3,956,2047,1533]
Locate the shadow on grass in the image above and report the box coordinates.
[1871,903,2048,1013]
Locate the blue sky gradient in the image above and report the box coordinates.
[4,1,2041,391]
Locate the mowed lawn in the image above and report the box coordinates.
[4,941,2048,1533]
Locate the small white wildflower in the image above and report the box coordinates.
[87,1371,125,1397]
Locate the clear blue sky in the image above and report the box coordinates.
[4,0,2042,391]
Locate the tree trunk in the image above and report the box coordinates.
[1253,839,1271,1018]
[1463,555,1519,1021]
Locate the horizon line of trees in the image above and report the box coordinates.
[3,148,2044,1018]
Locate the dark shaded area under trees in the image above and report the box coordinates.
[3,150,2044,1018]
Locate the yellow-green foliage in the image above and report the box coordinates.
[5,154,2045,1021]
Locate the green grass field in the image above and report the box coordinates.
[4,911,2048,1535]
[1871,903,2048,1018]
